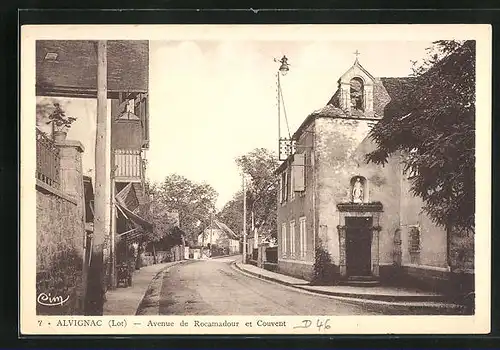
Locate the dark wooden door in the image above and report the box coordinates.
[345,217,372,277]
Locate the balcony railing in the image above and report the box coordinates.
[114,149,142,181]
[36,128,60,189]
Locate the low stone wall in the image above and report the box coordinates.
[278,260,314,281]
[142,249,182,266]
[263,262,278,272]
[36,186,85,315]
[380,264,474,296]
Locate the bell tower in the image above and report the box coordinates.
[337,51,375,117]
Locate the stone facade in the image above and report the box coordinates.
[277,122,316,280]
[279,259,314,281]
[36,140,86,315]
[276,59,474,294]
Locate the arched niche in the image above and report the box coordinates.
[350,77,364,111]
[350,175,368,203]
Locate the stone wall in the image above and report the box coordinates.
[36,187,85,315]
[278,260,314,281]
[400,171,448,268]
[314,117,372,265]
[352,136,402,266]
[36,140,86,315]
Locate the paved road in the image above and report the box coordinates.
[158,256,382,315]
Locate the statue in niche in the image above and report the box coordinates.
[352,178,364,203]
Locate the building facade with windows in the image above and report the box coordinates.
[275,57,474,293]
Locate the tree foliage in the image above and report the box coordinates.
[148,174,218,246]
[366,40,475,232]
[217,191,245,236]
[218,148,280,239]
[235,148,280,238]
[141,184,180,244]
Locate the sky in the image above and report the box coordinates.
[146,40,432,208]
[38,40,433,209]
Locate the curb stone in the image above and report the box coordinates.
[232,262,466,315]
[205,254,242,260]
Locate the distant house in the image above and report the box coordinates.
[198,220,240,256]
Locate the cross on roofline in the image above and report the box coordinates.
[354,49,361,61]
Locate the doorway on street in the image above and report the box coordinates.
[345,216,372,277]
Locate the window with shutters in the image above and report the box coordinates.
[409,225,421,264]
[292,153,305,193]
[281,222,287,258]
[278,176,283,204]
[299,216,307,259]
[136,93,150,149]
[409,226,420,253]
[281,171,288,203]
[289,220,296,259]
[290,166,295,200]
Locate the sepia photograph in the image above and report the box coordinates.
[21,24,491,334]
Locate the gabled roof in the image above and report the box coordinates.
[200,220,239,240]
[337,59,376,84]
[213,220,239,240]
[327,76,416,117]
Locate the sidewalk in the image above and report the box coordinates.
[234,262,465,312]
[103,261,184,315]
[207,254,241,260]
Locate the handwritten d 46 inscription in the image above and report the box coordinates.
[294,318,331,332]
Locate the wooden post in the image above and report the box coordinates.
[242,175,247,264]
[110,179,116,289]
[86,40,108,315]
[251,210,257,249]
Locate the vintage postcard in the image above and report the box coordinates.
[20,24,491,335]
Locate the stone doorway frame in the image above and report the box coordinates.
[336,203,383,278]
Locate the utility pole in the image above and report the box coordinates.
[209,210,213,258]
[86,40,108,315]
[252,210,257,249]
[242,174,247,264]
[110,179,116,289]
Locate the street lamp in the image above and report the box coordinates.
[276,55,290,76]
[275,55,294,161]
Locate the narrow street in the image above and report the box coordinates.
[157,256,382,315]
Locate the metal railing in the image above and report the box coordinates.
[36,128,60,189]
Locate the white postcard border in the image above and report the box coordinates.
[20,24,492,335]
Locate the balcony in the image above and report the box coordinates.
[113,149,143,183]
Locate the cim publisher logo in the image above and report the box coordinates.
[37,292,69,307]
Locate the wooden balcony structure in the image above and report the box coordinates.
[113,149,145,183]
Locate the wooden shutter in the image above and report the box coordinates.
[285,169,290,201]
[293,153,305,192]
[137,93,150,149]
[279,176,283,203]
